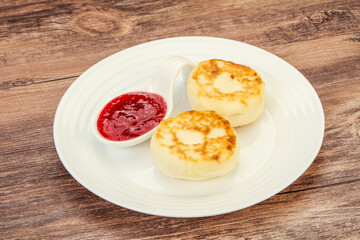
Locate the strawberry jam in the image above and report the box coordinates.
[97,92,167,141]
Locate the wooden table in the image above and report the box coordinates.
[1,0,359,239]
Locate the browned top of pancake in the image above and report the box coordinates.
[154,110,237,162]
[189,59,264,103]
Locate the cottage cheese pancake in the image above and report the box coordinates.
[150,110,240,180]
[187,59,265,127]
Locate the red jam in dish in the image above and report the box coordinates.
[97,92,167,141]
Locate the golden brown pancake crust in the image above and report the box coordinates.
[190,59,263,105]
[154,110,236,162]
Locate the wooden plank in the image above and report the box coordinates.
[0,0,359,87]
[0,78,73,154]
[1,167,358,239]
[0,32,358,90]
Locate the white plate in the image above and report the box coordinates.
[53,36,324,217]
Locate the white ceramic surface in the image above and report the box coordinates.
[53,36,325,217]
[92,56,195,147]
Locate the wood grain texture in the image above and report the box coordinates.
[0,0,359,86]
[1,0,360,239]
